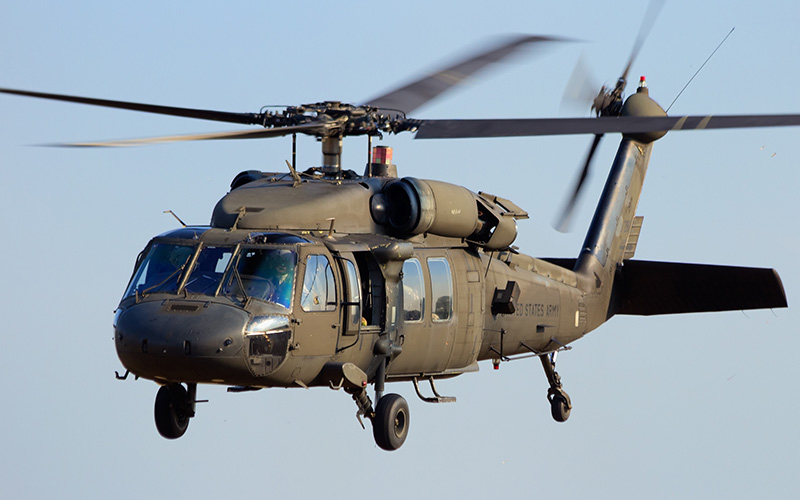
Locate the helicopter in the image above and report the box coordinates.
[0,30,794,452]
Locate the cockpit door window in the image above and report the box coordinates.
[301,255,336,312]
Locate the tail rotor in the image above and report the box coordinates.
[554,0,664,231]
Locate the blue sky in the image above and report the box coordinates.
[1,1,798,498]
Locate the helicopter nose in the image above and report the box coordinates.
[114,300,250,384]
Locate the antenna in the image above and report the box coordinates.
[666,27,735,113]
[163,210,187,227]
[284,159,302,187]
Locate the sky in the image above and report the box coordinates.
[0,1,798,498]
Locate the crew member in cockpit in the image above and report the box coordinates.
[266,249,295,308]
[148,245,194,290]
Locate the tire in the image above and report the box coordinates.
[372,393,410,451]
[154,384,190,439]
[550,393,571,422]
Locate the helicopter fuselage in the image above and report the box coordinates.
[114,211,590,391]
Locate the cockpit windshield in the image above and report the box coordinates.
[124,243,195,298]
[221,248,296,309]
[123,240,297,309]
[183,246,234,295]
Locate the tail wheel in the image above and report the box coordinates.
[372,393,410,451]
[154,384,191,439]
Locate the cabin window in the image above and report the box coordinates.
[301,255,336,312]
[427,257,452,322]
[402,258,425,322]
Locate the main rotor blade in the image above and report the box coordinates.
[52,122,327,148]
[554,134,604,232]
[415,114,800,139]
[0,87,263,125]
[364,35,563,115]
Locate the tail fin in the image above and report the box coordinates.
[575,137,652,279]
[574,137,654,327]
[573,83,668,329]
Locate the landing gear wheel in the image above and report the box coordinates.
[548,389,572,422]
[154,384,191,439]
[372,393,409,451]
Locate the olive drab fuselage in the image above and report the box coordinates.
[114,183,591,390]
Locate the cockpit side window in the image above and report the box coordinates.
[301,255,336,312]
[402,258,425,322]
[123,243,195,298]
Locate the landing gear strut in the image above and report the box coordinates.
[368,339,409,450]
[347,385,410,451]
[154,383,196,439]
[346,351,410,451]
[539,353,572,422]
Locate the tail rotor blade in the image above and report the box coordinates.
[618,0,665,89]
[561,53,600,112]
[554,133,604,232]
[586,0,664,118]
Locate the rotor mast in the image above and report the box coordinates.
[321,136,343,173]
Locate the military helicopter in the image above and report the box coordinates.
[1,29,795,451]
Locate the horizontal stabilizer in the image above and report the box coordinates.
[612,260,787,316]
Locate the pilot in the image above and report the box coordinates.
[139,244,194,294]
[266,249,295,308]
[151,245,193,282]
[168,245,194,270]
